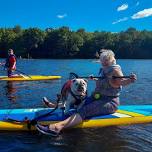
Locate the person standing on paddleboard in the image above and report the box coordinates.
[5,49,17,77]
[36,49,137,136]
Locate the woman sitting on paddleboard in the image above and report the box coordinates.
[36,49,137,136]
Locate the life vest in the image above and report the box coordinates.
[5,54,17,68]
[61,80,72,99]
[98,64,121,78]
[95,64,122,97]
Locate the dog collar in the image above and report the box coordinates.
[70,89,87,105]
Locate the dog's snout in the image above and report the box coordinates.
[78,85,83,89]
[78,84,85,91]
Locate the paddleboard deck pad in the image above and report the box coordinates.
[0,105,152,131]
[0,75,61,81]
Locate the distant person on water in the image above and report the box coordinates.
[36,49,137,136]
[5,49,17,77]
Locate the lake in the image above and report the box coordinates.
[0,59,152,152]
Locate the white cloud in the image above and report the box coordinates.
[112,17,128,24]
[57,14,67,19]
[131,8,152,19]
[136,1,139,6]
[117,4,128,11]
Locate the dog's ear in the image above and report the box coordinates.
[83,79,88,83]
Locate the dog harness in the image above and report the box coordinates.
[61,80,87,106]
[69,89,87,105]
[61,80,72,99]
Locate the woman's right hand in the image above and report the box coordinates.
[129,73,137,83]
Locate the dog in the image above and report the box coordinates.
[43,78,88,114]
[61,78,88,114]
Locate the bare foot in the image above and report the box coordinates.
[42,97,57,108]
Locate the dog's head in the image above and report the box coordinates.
[71,78,87,96]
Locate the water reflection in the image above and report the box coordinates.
[1,79,62,109]
[5,81,17,103]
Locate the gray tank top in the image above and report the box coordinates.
[95,64,122,97]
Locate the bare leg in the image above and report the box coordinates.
[49,113,83,133]
[36,113,83,136]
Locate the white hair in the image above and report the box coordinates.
[100,49,116,65]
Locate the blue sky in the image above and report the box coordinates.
[0,0,152,32]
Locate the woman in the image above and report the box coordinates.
[36,49,137,136]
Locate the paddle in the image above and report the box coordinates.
[69,72,131,80]
[15,69,32,79]
[0,63,32,79]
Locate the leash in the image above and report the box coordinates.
[3,94,61,130]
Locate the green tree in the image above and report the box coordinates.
[43,26,71,58]
[0,28,17,57]
[67,32,84,57]
[20,28,45,58]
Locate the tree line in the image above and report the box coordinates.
[0,25,152,59]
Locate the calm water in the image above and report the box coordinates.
[0,59,152,152]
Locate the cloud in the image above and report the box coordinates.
[57,14,67,19]
[112,17,128,24]
[136,1,139,6]
[117,4,128,11]
[131,8,152,19]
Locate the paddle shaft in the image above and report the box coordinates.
[15,69,32,79]
[70,72,131,79]
[79,76,131,79]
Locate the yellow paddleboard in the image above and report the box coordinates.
[0,75,61,81]
[0,105,152,131]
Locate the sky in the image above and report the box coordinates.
[0,0,152,32]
